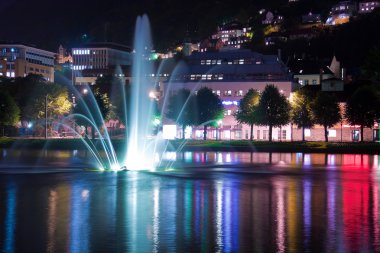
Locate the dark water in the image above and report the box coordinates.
[1,151,380,252]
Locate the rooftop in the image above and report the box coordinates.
[73,42,132,52]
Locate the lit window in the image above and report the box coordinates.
[328,129,337,137]
[238,90,243,96]
[216,90,221,96]
[227,110,232,115]
[227,90,232,96]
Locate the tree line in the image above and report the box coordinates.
[166,84,380,142]
[1,74,379,142]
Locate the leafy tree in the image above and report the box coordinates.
[166,88,196,139]
[311,92,341,142]
[291,89,314,141]
[345,85,379,142]
[195,87,224,140]
[256,85,290,142]
[94,75,131,128]
[0,91,20,136]
[235,89,260,140]
[73,87,111,139]
[6,74,71,122]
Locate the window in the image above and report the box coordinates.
[328,129,337,137]
[263,130,268,140]
[227,110,232,115]
[238,90,243,96]
[235,130,242,139]
[352,130,359,142]
[282,130,286,140]
[304,80,309,85]
[312,79,317,85]
[216,90,221,96]
[227,90,232,96]
[373,129,379,141]
[257,130,260,140]
[304,129,311,137]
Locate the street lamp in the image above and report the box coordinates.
[45,95,48,139]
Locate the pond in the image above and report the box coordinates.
[0,150,379,252]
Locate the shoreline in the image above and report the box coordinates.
[1,138,380,154]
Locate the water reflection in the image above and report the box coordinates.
[0,152,380,252]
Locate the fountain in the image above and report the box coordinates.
[64,15,166,172]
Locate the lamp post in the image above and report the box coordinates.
[45,95,48,139]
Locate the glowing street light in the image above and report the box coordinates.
[149,90,156,100]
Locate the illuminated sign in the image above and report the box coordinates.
[222,100,239,106]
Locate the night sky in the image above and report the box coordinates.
[0,0,271,51]
[1,0,342,52]
[0,0,138,50]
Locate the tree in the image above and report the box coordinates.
[166,88,195,139]
[195,87,224,140]
[94,75,131,131]
[0,91,20,136]
[73,87,111,140]
[311,92,341,142]
[235,89,260,140]
[256,85,290,142]
[6,74,71,122]
[345,85,379,142]
[291,89,314,141]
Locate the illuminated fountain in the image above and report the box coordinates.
[67,15,163,172]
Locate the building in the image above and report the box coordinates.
[211,21,252,49]
[262,11,284,25]
[0,43,55,81]
[302,12,322,24]
[162,49,297,140]
[288,28,320,40]
[72,42,132,85]
[288,59,336,85]
[326,1,357,25]
[200,39,224,52]
[294,84,376,142]
[358,1,380,13]
[264,32,288,46]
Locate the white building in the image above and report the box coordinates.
[162,49,297,140]
[72,42,132,85]
[359,1,380,13]
[211,21,252,49]
[0,43,55,81]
